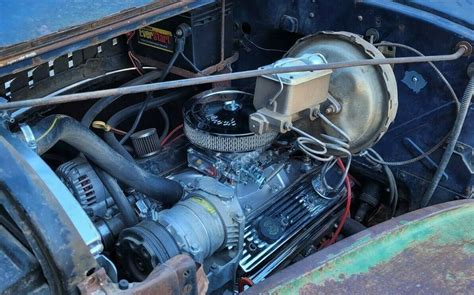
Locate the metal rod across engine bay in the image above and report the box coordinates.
[0,45,468,111]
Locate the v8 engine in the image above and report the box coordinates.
[1,2,472,293]
[28,32,398,292]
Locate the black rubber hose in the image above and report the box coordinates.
[81,70,163,128]
[420,76,474,208]
[341,218,367,237]
[94,166,138,227]
[80,72,164,225]
[104,89,192,158]
[29,115,183,206]
[119,47,181,145]
[365,148,398,217]
[354,181,381,223]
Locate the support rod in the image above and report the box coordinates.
[220,0,226,62]
[0,45,467,111]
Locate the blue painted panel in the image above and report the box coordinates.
[233,0,474,207]
[0,0,155,47]
[398,0,474,29]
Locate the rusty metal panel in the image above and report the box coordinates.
[78,254,208,294]
[247,200,474,294]
[0,0,215,76]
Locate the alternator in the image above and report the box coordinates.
[56,157,110,219]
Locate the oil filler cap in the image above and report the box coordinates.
[258,216,284,244]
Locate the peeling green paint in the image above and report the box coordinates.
[265,202,474,294]
[462,243,474,254]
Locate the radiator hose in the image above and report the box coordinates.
[27,115,183,206]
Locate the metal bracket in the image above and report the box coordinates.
[0,97,14,124]
[401,70,427,94]
[320,93,342,115]
[452,142,474,174]
[376,43,397,58]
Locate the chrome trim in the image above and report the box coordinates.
[0,127,103,256]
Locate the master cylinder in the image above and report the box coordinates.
[249,31,398,154]
[249,53,332,134]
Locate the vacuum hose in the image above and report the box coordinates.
[27,115,183,206]
[94,167,138,227]
[81,69,163,128]
[104,89,192,159]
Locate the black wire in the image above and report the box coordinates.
[365,148,398,217]
[243,34,287,53]
[93,164,138,227]
[119,45,181,144]
[105,89,192,159]
[81,70,163,128]
[180,52,203,74]
[157,106,169,140]
[119,92,152,144]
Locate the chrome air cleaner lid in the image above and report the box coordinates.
[183,89,278,152]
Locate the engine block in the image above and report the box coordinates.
[241,173,343,282]
[178,147,344,283]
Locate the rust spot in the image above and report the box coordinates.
[312,236,474,294]
[78,254,207,295]
[298,283,318,295]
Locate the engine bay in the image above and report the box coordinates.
[0,1,473,294]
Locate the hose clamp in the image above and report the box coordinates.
[19,123,37,152]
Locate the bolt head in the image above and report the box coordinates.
[118,279,129,290]
[325,107,334,114]
[244,204,252,213]
[183,284,192,294]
